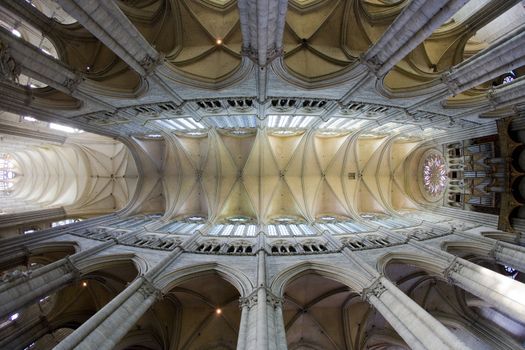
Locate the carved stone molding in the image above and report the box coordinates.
[359,54,381,77]
[489,241,504,260]
[239,288,284,309]
[138,278,162,299]
[440,71,460,95]
[140,55,160,74]
[266,290,284,308]
[361,276,387,302]
[239,293,258,309]
[64,256,81,280]
[63,76,82,92]
[443,257,463,283]
[0,41,21,83]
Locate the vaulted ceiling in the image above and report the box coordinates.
[158,129,422,223]
[1,0,524,220]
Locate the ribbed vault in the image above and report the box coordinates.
[161,129,423,223]
[0,115,139,217]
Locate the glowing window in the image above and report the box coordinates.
[51,219,81,227]
[423,153,448,196]
[209,225,223,235]
[49,123,83,133]
[222,225,234,236]
[246,225,257,236]
[267,225,278,236]
[502,71,516,84]
[227,216,251,223]
[504,265,518,280]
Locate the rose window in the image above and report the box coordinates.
[423,154,447,196]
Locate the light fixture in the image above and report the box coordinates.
[216,308,222,315]
[216,38,222,45]
[82,281,88,287]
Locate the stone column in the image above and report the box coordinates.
[53,246,184,349]
[0,240,114,320]
[55,0,158,76]
[0,315,50,349]
[53,276,158,350]
[256,251,268,350]
[272,299,288,350]
[436,228,525,272]
[0,213,116,259]
[443,24,525,95]
[443,257,525,324]
[237,289,288,350]
[237,244,287,350]
[236,301,250,350]
[0,259,78,320]
[0,27,113,110]
[493,242,525,269]
[237,0,288,66]
[361,0,469,77]
[0,207,66,230]
[364,276,469,350]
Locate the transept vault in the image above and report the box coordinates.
[0,0,525,349]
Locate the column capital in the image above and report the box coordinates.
[141,54,164,76]
[0,41,21,83]
[361,275,387,302]
[442,256,463,283]
[489,240,504,259]
[239,293,258,309]
[138,276,163,300]
[359,54,382,77]
[64,256,81,280]
[266,290,284,308]
[63,75,83,93]
[441,70,460,95]
[240,287,284,309]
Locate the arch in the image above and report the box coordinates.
[0,241,78,271]
[75,253,145,277]
[269,261,371,298]
[376,251,448,277]
[29,241,79,254]
[441,240,492,258]
[155,263,253,297]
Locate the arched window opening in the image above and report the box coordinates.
[51,218,82,227]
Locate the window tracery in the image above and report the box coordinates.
[0,153,17,196]
[423,153,448,196]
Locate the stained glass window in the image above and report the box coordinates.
[423,154,448,196]
[0,154,16,196]
[502,71,516,84]
[503,265,518,279]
